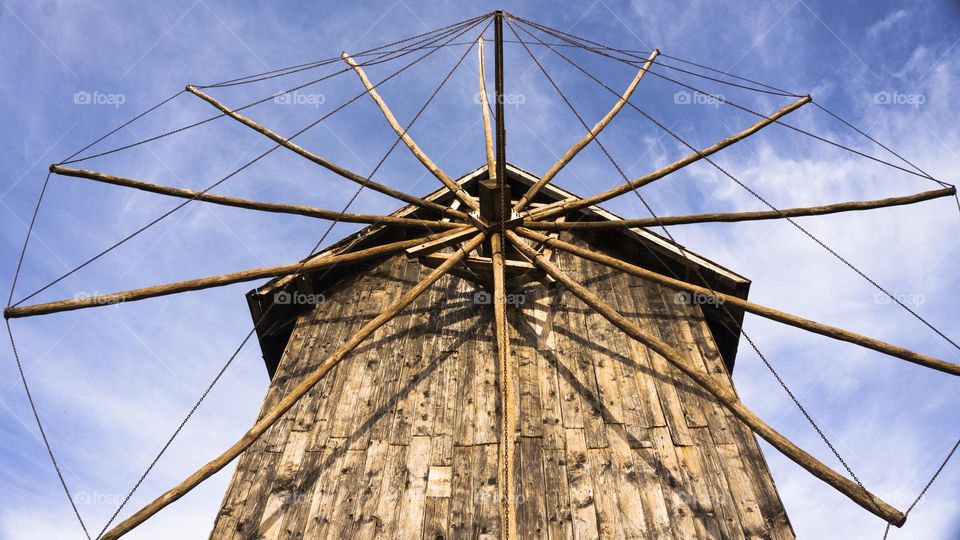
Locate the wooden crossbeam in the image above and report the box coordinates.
[527,95,811,221]
[100,232,487,540]
[185,85,468,220]
[515,227,960,376]
[477,35,496,174]
[420,252,535,274]
[523,187,957,230]
[341,52,480,211]
[513,48,660,212]
[50,165,462,230]
[405,226,480,258]
[4,227,470,319]
[505,229,906,526]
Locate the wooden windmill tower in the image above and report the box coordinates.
[6,10,959,540]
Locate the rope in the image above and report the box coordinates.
[882,437,960,539]
[512,16,960,354]
[93,17,490,536]
[59,16,484,166]
[512,15,949,187]
[13,19,480,309]
[509,17,873,494]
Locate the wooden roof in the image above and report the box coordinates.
[247,163,751,378]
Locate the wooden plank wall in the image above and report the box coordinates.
[211,233,794,539]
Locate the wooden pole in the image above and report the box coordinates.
[513,48,659,212]
[523,187,957,230]
[4,227,471,319]
[50,165,462,230]
[341,52,479,211]
[504,230,906,526]
[477,35,496,174]
[527,95,811,221]
[185,85,468,221]
[515,227,960,376]
[493,11,508,226]
[100,232,485,540]
[491,231,518,540]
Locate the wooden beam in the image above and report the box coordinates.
[185,85,468,221]
[405,226,480,258]
[490,231,518,540]
[523,187,957,230]
[100,232,487,540]
[504,229,906,526]
[515,227,960,376]
[341,52,479,211]
[51,165,462,230]
[527,95,812,221]
[513,48,660,212]
[420,252,535,274]
[477,35,496,174]
[3,227,471,319]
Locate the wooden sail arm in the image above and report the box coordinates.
[50,165,463,230]
[514,227,960,376]
[99,232,487,540]
[185,85,469,221]
[340,52,480,212]
[526,95,812,221]
[477,36,496,174]
[513,48,660,213]
[523,186,958,230]
[3,227,471,319]
[490,231,518,540]
[504,229,906,526]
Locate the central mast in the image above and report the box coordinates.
[493,10,508,225]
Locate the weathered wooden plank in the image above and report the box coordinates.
[717,442,769,537]
[586,445,625,539]
[325,448,370,537]
[605,424,649,538]
[363,442,408,540]
[518,437,549,538]
[351,439,390,540]
[302,438,348,538]
[650,426,699,537]
[542,447,574,539]
[473,443,501,539]
[447,445,475,537]
[397,436,432,539]
[564,429,600,540]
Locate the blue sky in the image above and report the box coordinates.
[1,1,958,538]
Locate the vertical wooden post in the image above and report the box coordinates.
[494,11,508,225]
[492,12,518,540]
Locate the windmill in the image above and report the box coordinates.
[5,10,959,539]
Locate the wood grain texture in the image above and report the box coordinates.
[210,232,802,538]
